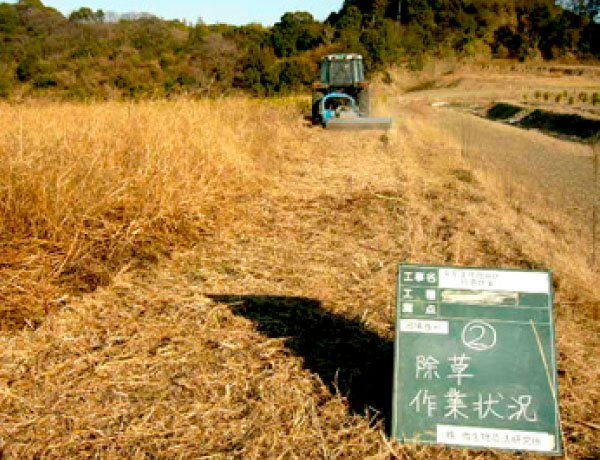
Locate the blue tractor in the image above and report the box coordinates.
[312,54,392,130]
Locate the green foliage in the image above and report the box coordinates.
[278,58,315,91]
[272,11,323,57]
[70,41,104,59]
[0,0,598,100]
[18,0,44,8]
[359,19,402,68]
[0,3,20,33]
[234,48,280,95]
[0,74,12,97]
[187,23,209,47]
[493,26,523,58]
[112,74,131,90]
[69,7,104,23]
[128,18,175,58]
[579,21,600,56]
[224,24,271,51]
[407,51,425,71]
[16,54,41,82]
[32,72,57,88]
[336,6,363,30]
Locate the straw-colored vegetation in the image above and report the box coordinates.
[0,99,299,329]
[0,68,599,459]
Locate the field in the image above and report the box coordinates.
[0,65,599,459]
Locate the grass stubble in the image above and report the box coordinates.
[0,70,598,459]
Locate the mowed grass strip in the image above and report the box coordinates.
[0,93,598,459]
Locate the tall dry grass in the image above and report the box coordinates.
[0,98,299,329]
[0,88,598,459]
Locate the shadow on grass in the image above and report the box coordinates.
[208,295,394,430]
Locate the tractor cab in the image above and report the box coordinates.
[311,54,392,130]
[319,54,366,87]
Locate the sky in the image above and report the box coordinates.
[17,0,345,25]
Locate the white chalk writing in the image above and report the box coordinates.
[410,390,438,417]
[447,354,474,386]
[445,388,469,419]
[416,355,441,380]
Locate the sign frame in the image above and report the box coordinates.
[392,263,562,455]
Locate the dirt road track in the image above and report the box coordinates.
[396,99,598,223]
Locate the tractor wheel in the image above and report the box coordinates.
[357,87,371,117]
[312,91,325,124]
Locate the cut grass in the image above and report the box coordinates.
[0,84,599,459]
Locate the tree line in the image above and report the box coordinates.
[0,0,598,99]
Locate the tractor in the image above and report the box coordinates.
[312,54,392,130]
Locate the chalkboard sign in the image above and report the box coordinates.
[392,264,562,455]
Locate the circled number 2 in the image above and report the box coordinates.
[461,320,497,351]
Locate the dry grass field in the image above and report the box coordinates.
[0,66,599,459]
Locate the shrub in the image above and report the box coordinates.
[112,74,132,90]
[408,52,425,72]
[0,77,11,98]
[32,73,58,88]
[534,90,542,100]
[16,54,41,82]
[278,59,314,91]
[234,48,281,95]
[272,12,323,58]
[593,92,600,106]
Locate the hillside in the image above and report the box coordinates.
[0,65,599,458]
[0,0,599,99]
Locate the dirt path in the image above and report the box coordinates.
[391,72,599,223]
[435,106,597,219]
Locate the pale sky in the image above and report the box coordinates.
[15,1,345,25]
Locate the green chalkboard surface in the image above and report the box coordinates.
[392,264,562,455]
